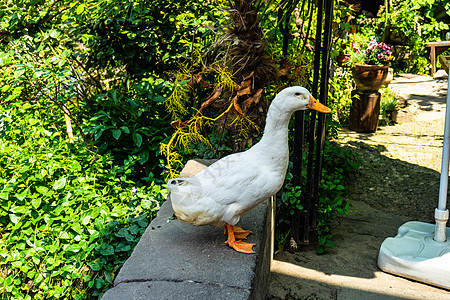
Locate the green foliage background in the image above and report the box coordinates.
[0,0,220,298]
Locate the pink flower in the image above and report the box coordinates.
[377,54,383,59]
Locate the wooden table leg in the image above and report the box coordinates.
[430,46,436,75]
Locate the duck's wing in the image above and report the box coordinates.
[193,152,275,205]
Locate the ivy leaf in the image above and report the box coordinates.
[53,177,67,190]
[16,189,28,201]
[99,244,114,256]
[104,271,114,283]
[9,214,20,224]
[115,242,131,252]
[31,198,42,210]
[89,261,102,272]
[36,186,49,194]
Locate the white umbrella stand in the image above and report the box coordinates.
[377,76,450,289]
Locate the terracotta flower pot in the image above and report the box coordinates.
[352,64,389,93]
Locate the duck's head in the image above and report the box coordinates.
[273,86,331,114]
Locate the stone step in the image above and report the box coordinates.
[102,160,274,300]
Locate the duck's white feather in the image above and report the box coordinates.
[167,86,320,228]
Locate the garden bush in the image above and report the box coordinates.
[0,100,167,299]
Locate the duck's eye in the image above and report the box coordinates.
[295,92,301,96]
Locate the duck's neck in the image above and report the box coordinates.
[260,107,292,145]
[252,104,293,170]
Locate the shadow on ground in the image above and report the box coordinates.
[267,125,450,299]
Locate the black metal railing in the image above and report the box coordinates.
[291,0,334,246]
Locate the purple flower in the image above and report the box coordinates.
[131,186,137,196]
[92,156,98,162]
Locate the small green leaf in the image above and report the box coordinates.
[82,215,91,225]
[89,261,102,272]
[138,150,149,164]
[152,95,164,102]
[72,223,83,235]
[120,126,130,133]
[49,30,61,39]
[99,244,114,256]
[53,177,67,190]
[16,189,28,201]
[112,129,121,140]
[95,277,106,289]
[141,199,152,210]
[325,240,336,249]
[132,133,143,147]
[115,243,131,252]
[94,128,104,141]
[9,214,20,224]
[76,3,85,14]
[36,186,49,194]
[31,198,42,210]
[104,271,114,283]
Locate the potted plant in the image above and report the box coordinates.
[349,40,393,93]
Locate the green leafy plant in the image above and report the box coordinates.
[379,87,400,126]
[0,100,167,299]
[275,142,361,253]
[315,142,361,254]
[83,78,171,179]
[328,68,354,128]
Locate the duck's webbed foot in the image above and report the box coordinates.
[225,224,255,254]
[223,225,252,239]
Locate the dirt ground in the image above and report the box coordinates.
[266,74,450,299]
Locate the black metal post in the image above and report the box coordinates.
[301,0,324,245]
[292,0,334,246]
[291,110,304,243]
[311,0,334,228]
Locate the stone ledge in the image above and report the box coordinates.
[102,160,274,300]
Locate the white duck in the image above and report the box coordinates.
[167,86,331,253]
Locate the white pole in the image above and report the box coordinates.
[434,77,450,242]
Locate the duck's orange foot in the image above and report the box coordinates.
[227,239,255,254]
[224,225,252,240]
[233,226,252,240]
[225,224,255,254]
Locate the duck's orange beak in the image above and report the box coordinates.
[306,95,331,113]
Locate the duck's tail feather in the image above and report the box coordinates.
[167,177,201,208]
